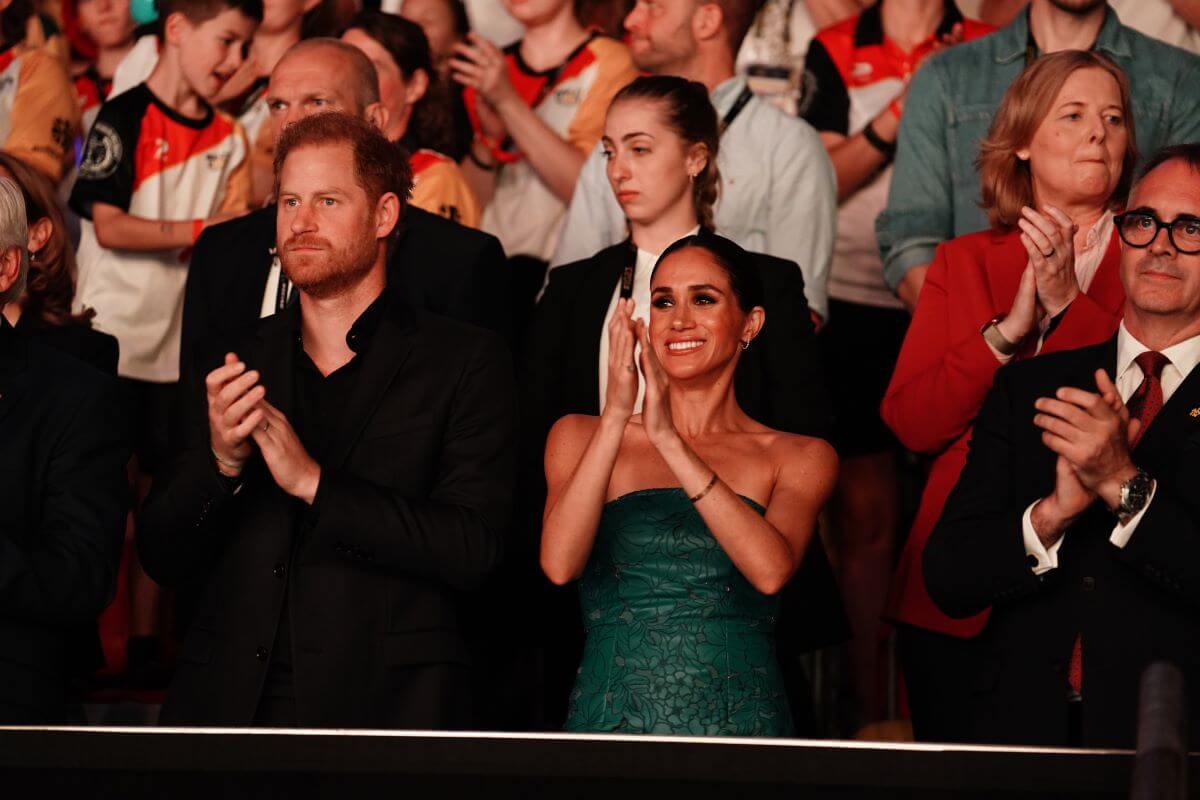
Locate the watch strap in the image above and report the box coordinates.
[981,315,1019,356]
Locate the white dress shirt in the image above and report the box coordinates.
[596,227,700,414]
[1023,322,1200,573]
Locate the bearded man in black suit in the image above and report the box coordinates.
[140,112,516,728]
[181,38,508,375]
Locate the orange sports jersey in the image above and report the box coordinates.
[0,42,79,182]
[469,32,636,261]
[410,148,480,228]
[70,83,250,383]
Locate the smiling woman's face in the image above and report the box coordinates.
[648,247,761,382]
[1019,66,1129,210]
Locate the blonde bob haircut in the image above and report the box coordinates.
[976,50,1138,231]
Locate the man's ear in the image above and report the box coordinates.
[375,191,402,241]
[692,2,724,44]
[364,101,390,135]
[27,217,51,257]
[0,245,23,300]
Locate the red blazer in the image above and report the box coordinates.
[881,227,1125,638]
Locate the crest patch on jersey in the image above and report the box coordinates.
[79,122,123,180]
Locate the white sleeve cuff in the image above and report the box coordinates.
[1023,501,1063,575]
[1110,482,1156,549]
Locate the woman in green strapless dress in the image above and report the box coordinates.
[540,227,838,737]
[566,488,793,735]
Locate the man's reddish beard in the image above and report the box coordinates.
[280,227,379,299]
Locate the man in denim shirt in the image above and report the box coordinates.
[876,0,1200,309]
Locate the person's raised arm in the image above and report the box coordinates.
[540,298,639,584]
[881,242,1036,453]
[452,34,590,203]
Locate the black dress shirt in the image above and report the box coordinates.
[258,290,389,714]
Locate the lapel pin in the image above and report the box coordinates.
[1190,408,1200,418]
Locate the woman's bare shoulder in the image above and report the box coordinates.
[547,413,602,444]
[761,430,839,476]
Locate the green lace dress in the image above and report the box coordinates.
[563,488,794,736]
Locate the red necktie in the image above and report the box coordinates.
[1068,350,1170,697]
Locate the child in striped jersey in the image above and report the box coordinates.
[69,0,261,453]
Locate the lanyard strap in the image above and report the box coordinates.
[719,87,754,136]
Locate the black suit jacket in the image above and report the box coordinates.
[522,243,845,656]
[0,321,127,723]
[181,205,510,371]
[926,337,1200,747]
[139,299,517,728]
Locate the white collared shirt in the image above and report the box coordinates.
[1023,322,1200,572]
[597,227,700,414]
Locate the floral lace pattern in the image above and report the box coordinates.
[564,489,794,736]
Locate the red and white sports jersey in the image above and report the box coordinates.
[70,83,250,382]
[465,32,636,261]
[801,3,992,308]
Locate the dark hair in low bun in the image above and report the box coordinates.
[609,75,720,230]
[652,231,763,313]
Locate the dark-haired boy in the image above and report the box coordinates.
[70,0,261,472]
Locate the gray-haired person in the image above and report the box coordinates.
[0,176,128,723]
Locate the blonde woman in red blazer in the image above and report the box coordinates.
[880,51,1140,742]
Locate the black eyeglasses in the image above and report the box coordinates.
[1114,211,1200,255]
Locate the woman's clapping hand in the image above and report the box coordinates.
[1018,205,1081,317]
[602,298,640,423]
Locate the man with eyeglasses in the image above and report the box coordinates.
[922,144,1200,748]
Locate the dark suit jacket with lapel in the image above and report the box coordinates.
[181,205,511,373]
[925,336,1200,747]
[522,243,845,659]
[138,299,517,729]
[0,322,127,723]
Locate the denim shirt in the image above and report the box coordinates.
[548,75,837,317]
[876,6,1200,290]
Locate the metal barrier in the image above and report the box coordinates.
[2,726,1193,799]
[1131,662,1189,800]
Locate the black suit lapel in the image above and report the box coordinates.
[324,308,416,470]
[572,244,633,416]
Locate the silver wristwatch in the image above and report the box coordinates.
[1117,468,1153,520]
